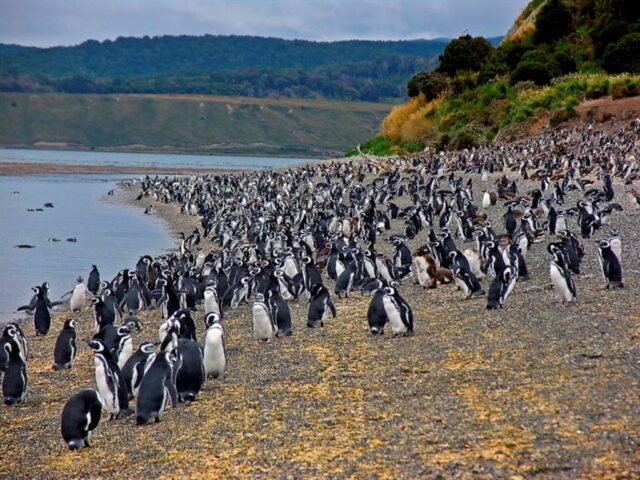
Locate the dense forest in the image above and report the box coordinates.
[0,35,506,102]
[357,0,640,154]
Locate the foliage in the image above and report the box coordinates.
[436,35,493,77]
[380,94,440,144]
[407,71,449,100]
[0,35,453,101]
[533,0,573,44]
[602,33,640,74]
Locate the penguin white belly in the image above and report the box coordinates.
[94,361,117,414]
[383,297,406,334]
[556,217,566,234]
[204,294,220,316]
[204,331,226,376]
[252,305,274,340]
[413,258,429,287]
[482,193,491,208]
[335,261,345,279]
[550,264,572,302]
[463,250,483,278]
[283,259,299,278]
[118,341,133,369]
[454,275,471,296]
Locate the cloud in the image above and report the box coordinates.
[0,0,526,47]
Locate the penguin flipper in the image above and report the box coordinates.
[49,301,63,308]
[16,305,32,312]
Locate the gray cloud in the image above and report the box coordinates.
[0,0,527,47]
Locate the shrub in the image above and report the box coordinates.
[407,71,449,100]
[533,0,573,44]
[511,61,553,86]
[602,33,640,74]
[585,78,609,99]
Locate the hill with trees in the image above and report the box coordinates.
[356,0,640,155]
[0,35,473,102]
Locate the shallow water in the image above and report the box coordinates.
[0,148,311,170]
[0,174,174,323]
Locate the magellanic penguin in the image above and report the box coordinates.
[175,338,205,404]
[203,313,226,379]
[136,351,178,425]
[596,239,623,289]
[121,342,156,399]
[52,318,77,371]
[252,293,277,341]
[62,276,89,312]
[486,265,517,310]
[60,389,103,450]
[266,289,292,337]
[548,244,577,305]
[1,323,28,363]
[382,285,414,337]
[17,285,51,336]
[87,265,101,295]
[307,283,336,328]
[87,339,133,419]
[366,286,387,335]
[1,338,28,405]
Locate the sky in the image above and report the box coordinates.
[0,0,527,47]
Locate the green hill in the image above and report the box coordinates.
[0,35,456,102]
[0,92,392,157]
[357,0,640,155]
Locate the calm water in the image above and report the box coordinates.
[0,148,311,169]
[0,174,175,323]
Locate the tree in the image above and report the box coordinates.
[407,71,449,99]
[437,35,493,77]
[533,0,573,44]
[602,32,640,73]
[511,61,553,86]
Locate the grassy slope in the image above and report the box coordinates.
[0,93,392,157]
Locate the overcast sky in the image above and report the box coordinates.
[1,0,527,47]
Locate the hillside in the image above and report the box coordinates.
[358,0,640,155]
[0,92,391,157]
[0,35,459,102]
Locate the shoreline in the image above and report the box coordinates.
[0,161,246,176]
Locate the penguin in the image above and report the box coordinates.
[203,313,226,379]
[87,339,132,419]
[307,283,336,328]
[18,285,51,336]
[175,338,205,404]
[503,205,517,236]
[252,293,277,341]
[486,265,517,310]
[452,263,485,299]
[52,318,77,371]
[267,289,293,337]
[548,244,577,305]
[366,287,387,335]
[382,285,414,337]
[122,313,143,332]
[136,351,178,425]
[203,284,222,318]
[596,239,623,289]
[334,262,357,298]
[60,389,103,450]
[63,276,88,312]
[121,342,156,399]
[1,339,27,405]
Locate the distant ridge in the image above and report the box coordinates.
[0,34,502,102]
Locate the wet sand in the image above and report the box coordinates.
[0,161,241,176]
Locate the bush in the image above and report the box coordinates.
[449,128,479,150]
[585,78,609,99]
[437,35,493,76]
[602,33,640,74]
[533,0,573,44]
[407,71,449,100]
[549,108,574,127]
[511,61,554,86]
[554,51,577,75]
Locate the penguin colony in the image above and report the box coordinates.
[1,122,638,452]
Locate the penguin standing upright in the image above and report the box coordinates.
[64,276,88,312]
[504,205,517,236]
[115,326,133,369]
[87,265,101,295]
[252,293,277,341]
[175,338,205,404]
[366,287,387,335]
[486,265,517,310]
[267,289,292,337]
[136,351,178,425]
[597,239,623,289]
[17,285,51,336]
[87,339,132,419]
[52,318,77,371]
[548,244,577,305]
[307,284,336,328]
[203,313,226,379]
[1,323,28,363]
[1,339,27,405]
[60,389,103,450]
[121,342,156,399]
[382,285,414,337]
